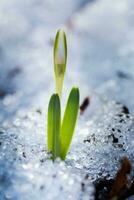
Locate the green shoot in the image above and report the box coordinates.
[54,29,67,97]
[60,87,79,160]
[47,94,61,161]
[47,29,80,161]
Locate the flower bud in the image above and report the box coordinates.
[54,29,67,97]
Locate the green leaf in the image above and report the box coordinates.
[60,87,79,160]
[54,29,67,97]
[47,94,61,161]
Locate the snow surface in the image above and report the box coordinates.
[0,0,134,199]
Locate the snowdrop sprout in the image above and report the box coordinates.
[47,29,79,161]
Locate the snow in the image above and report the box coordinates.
[0,0,134,199]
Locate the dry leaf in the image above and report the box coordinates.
[108,157,131,200]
